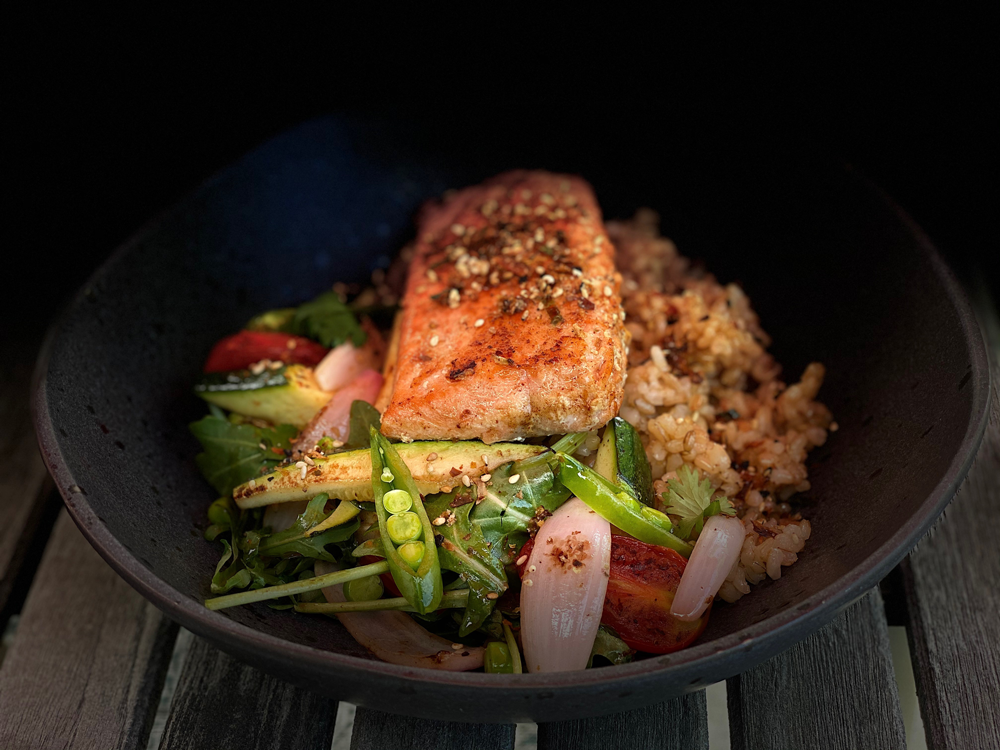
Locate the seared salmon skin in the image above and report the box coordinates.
[380,171,629,444]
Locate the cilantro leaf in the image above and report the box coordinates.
[190,415,296,498]
[289,291,366,348]
[662,465,736,541]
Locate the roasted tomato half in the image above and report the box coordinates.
[601,534,710,654]
[203,331,329,373]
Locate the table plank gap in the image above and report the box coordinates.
[0,332,63,619]
[899,280,1000,750]
[727,589,906,750]
[158,635,337,750]
[0,510,178,750]
[537,691,708,750]
[350,707,516,750]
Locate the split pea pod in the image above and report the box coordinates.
[370,427,443,614]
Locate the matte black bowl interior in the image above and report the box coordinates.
[32,116,989,723]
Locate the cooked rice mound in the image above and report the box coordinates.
[609,210,835,603]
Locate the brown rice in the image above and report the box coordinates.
[609,209,834,604]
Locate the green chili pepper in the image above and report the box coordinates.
[556,452,693,557]
[484,641,514,673]
[370,427,443,614]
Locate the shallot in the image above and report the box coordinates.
[671,515,746,621]
[313,320,385,392]
[295,369,383,453]
[519,497,612,673]
[315,561,484,670]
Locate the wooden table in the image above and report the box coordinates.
[1,284,997,750]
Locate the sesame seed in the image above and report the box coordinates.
[451,643,464,650]
[604,285,613,297]
[535,265,545,275]
[521,310,529,321]
[523,578,534,587]
[542,274,555,285]
[429,335,439,347]
[509,474,520,483]
[451,223,466,236]
[303,455,315,466]
[572,267,583,277]
[486,592,499,600]
[528,564,536,572]
[462,475,471,487]
[474,318,484,327]
[432,516,446,526]
[426,269,438,282]
[540,192,554,205]
[521,189,532,200]
[448,288,460,308]
[552,287,564,298]
[248,479,256,488]
[481,473,492,482]
[534,228,544,243]
[516,554,528,566]
[331,440,344,448]
[426,452,438,462]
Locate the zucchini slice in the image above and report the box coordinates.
[195,364,330,428]
[234,440,547,509]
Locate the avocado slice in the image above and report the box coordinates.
[194,364,330,428]
[234,440,547,509]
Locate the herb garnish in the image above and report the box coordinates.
[662,465,736,541]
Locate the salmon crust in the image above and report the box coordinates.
[380,170,629,444]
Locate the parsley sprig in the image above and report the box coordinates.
[662,465,736,541]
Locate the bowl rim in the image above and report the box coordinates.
[29,119,992,714]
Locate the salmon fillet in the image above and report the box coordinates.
[380,170,629,444]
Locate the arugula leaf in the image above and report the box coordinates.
[344,401,382,451]
[256,494,360,561]
[470,454,571,565]
[588,625,635,667]
[190,415,297,497]
[289,291,366,348]
[662,465,736,540]
[423,493,509,637]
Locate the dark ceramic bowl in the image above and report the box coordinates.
[32,117,990,723]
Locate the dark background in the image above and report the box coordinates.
[3,10,995,328]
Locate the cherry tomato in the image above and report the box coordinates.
[203,331,329,373]
[358,554,402,598]
[600,534,710,654]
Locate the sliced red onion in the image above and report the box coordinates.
[295,369,383,453]
[263,500,308,533]
[671,515,746,621]
[520,497,611,673]
[314,561,484,670]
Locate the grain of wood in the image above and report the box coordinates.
[0,510,177,749]
[157,635,337,750]
[350,707,516,750]
[901,285,1000,750]
[537,691,709,750]
[0,332,57,617]
[727,588,906,750]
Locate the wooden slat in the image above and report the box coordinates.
[157,636,337,749]
[537,692,709,750]
[900,285,1000,750]
[350,707,515,750]
[727,588,906,750]
[0,330,59,619]
[0,510,178,749]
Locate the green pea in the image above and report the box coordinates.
[343,575,385,602]
[397,541,425,570]
[387,512,422,544]
[383,489,413,514]
[380,467,394,483]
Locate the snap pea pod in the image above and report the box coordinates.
[370,428,443,614]
[556,453,693,558]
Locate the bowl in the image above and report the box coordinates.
[32,116,990,722]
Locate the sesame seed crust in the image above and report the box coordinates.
[381,170,629,444]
